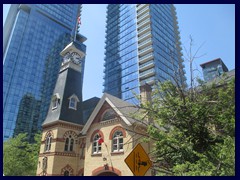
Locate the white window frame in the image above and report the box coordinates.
[92,134,102,154]
[44,135,52,152]
[69,97,77,110]
[64,135,74,152]
[52,93,60,110]
[68,94,79,110]
[52,98,58,110]
[112,131,123,152]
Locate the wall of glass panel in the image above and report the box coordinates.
[3,4,81,141]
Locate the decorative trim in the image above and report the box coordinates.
[92,165,121,176]
[99,117,120,125]
[90,129,104,142]
[42,120,83,131]
[63,130,78,139]
[61,164,74,176]
[39,151,78,157]
[44,130,54,140]
[109,126,126,140]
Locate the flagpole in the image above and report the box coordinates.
[73,4,81,42]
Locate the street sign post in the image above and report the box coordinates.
[124,143,152,176]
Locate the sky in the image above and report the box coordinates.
[3,4,235,101]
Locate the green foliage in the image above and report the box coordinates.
[142,77,235,176]
[3,132,41,176]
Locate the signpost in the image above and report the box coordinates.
[124,143,152,176]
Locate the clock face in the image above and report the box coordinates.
[71,52,82,65]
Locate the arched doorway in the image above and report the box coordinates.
[92,166,121,176]
[97,171,118,176]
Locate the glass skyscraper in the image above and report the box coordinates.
[3,4,82,141]
[103,4,187,104]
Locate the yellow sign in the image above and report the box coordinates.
[124,143,152,176]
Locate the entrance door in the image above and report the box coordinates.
[97,171,118,176]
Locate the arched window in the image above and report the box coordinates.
[112,131,123,152]
[92,134,102,154]
[64,135,74,151]
[61,164,73,176]
[102,109,117,121]
[44,135,52,152]
[64,170,70,176]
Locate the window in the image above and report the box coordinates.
[102,109,117,121]
[68,94,79,110]
[92,134,102,154]
[44,135,52,152]
[64,171,69,176]
[52,98,58,109]
[112,131,123,152]
[69,97,76,109]
[52,93,60,110]
[61,164,73,176]
[64,135,74,151]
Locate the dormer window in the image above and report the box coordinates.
[52,93,60,110]
[68,94,79,110]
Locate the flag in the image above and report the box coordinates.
[98,137,104,145]
[77,16,81,25]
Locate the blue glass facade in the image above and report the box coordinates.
[104,4,186,104]
[104,4,140,104]
[3,4,82,141]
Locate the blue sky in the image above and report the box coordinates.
[3,4,235,101]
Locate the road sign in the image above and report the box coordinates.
[124,143,152,176]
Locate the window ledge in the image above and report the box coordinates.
[91,153,102,157]
[69,107,77,110]
[111,151,124,155]
[52,107,57,110]
[43,151,51,154]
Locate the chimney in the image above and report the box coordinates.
[140,83,152,104]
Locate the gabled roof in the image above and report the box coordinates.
[81,93,140,135]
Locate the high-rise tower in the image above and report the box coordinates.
[103,4,187,104]
[3,4,83,141]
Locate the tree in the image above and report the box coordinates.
[3,132,41,176]
[140,37,235,176]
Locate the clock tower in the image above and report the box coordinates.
[37,37,87,176]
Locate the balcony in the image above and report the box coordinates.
[138,45,153,56]
[138,38,152,50]
[139,60,154,72]
[137,18,150,29]
[138,24,151,36]
[137,12,150,24]
[137,5,150,17]
[137,4,148,11]
[140,77,155,85]
[138,31,152,42]
[139,68,155,80]
[139,52,154,64]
